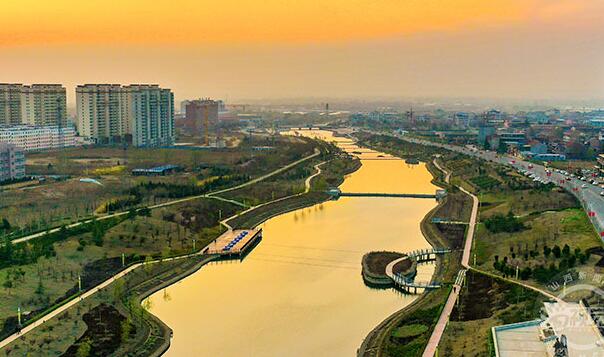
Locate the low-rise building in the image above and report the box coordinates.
[0,143,25,182]
[0,125,77,152]
[492,301,604,357]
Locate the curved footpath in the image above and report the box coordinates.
[357,159,450,357]
[10,149,320,246]
[421,157,562,357]
[0,150,323,351]
[219,161,326,230]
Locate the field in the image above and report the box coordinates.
[0,197,237,341]
[440,270,545,357]
[0,135,316,236]
[0,135,361,356]
[474,208,602,287]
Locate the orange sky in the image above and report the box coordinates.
[1,0,603,102]
[0,0,572,46]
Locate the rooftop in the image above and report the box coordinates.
[492,302,604,357]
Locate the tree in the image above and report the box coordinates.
[552,245,561,259]
[520,267,532,280]
[1,218,10,231]
[562,244,571,257]
[544,245,551,258]
[3,276,12,295]
[76,339,92,357]
[121,318,132,343]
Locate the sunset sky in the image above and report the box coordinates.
[1,0,603,104]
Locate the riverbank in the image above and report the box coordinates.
[113,153,362,356]
[141,132,439,357]
[357,146,468,357]
[0,142,360,356]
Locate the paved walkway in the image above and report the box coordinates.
[219,161,325,230]
[9,149,320,246]
[421,184,477,357]
[0,249,210,350]
[422,154,562,357]
[0,150,322,350]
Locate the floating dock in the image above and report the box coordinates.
[204,228,262,258]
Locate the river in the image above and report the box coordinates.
[147,130,438,356]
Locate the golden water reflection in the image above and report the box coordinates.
[147,130,437,356]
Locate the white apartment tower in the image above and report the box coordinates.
[21,84,68,126]
[76,84,123,142]
[76,84,174,147]
[0,84,67,126]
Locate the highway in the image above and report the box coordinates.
[400,135,604,237]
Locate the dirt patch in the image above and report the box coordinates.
[392,258,412,275]
[435,224,466,250]
[61,304,135,357]
[363,251,403,276]
[451,270,510,321]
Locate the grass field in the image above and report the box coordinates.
[0,198,237,341]
[1,135,316,237]
[0,136,359,356]
[440,270,545,357]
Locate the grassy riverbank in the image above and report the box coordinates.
[355,133,591,357]
[228,155,361,229]
[0,139,359,356]
[355,138,468,356]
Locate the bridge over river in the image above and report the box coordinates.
[385,248,451,294]
[327,188,446,200]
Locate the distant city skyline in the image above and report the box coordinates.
[1,1,604,104]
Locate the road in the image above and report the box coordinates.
[400,135,604,237]
[9,149,321,246]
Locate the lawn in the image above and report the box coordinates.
[474,208,602,288]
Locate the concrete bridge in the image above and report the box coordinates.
[407,248,451,262]
[327,188,447,200]
[391,273,442,294]
[384,248,451,294]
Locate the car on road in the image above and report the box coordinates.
[582,184,588,188]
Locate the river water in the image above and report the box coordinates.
[147,130,437,356]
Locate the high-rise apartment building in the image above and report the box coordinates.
[21,84,68,126]
[0,84,67,126]
[76,84,123,143]
[0,143,25,183]
[76,84,174,147]
[0,84,24,125]
[126,85,174,147]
